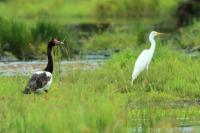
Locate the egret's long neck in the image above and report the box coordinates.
[149,35,156,53]
[44,45,53,73]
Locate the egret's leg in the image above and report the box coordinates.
[143,65,149,87]
[146,65,149,72]
[131,79,134,86]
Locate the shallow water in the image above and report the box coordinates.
[0,53,110,76]
[0,59,104,76]
[131,125,200,133]
[128,100,200,133]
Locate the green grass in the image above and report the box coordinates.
[0,0,180,23]
[82,19,200,54]
[94,0,179,20]
[1,45,200,132]
[179,20,200,48]
[0,0,195,59]
[0,0,94,24]
[0,18,79,59]
[0,1,199,132]
[83,29,138,52]
[82,23,156,53]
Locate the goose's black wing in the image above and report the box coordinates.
[23,71,52,94]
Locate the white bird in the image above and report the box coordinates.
[23,38,64,94]
[131,31,165,85]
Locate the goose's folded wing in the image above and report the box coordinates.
[26,71,52,91]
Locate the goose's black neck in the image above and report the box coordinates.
[44,45,53,73]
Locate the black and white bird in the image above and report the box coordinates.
[23,38,64,94]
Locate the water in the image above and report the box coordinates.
[176,48,200,59]
[0,53,111,76]
[0,59,104,76]
[131,125,200,133]
[128,100,200,133]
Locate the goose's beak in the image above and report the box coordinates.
[56,40,64,45]
[155,32,166,36]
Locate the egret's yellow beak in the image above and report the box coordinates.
[155,32,166,36]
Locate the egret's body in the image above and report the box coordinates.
[131,31,164,85]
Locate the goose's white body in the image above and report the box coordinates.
[34,71,52,93]
[24,70,53,94]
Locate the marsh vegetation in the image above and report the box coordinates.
[0,0,200,133]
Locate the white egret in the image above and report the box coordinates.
[131,31,165,85]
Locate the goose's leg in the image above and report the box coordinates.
[33,93,36,102]
[44,90,48,100]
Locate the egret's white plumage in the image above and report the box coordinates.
[131,31,165,85]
